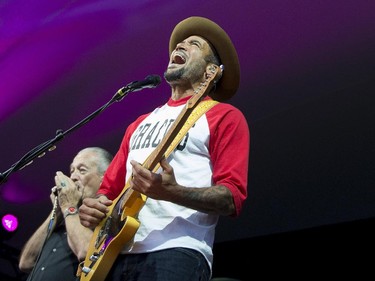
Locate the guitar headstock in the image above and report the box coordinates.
[187,64,222,108]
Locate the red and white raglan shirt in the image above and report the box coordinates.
[98,95,250,274]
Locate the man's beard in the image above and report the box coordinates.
[164,67,184,83]
[164,61,206,85]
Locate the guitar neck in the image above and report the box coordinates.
[142,105,193,171]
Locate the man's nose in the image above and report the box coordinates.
[175,42,186,51]
[70,172,79,181]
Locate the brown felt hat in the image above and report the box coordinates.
[169,16,240,101]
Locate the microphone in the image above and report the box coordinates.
[126,75,161,92]
[114,75,161,101]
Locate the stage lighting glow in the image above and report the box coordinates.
[1,213,18,232]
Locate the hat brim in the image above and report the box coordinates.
[169,16,240,101]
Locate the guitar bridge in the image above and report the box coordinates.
[82,251,103,275]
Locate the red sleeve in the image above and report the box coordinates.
[207,103,250,216]
[97,113,149,200]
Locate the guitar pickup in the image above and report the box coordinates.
[95,216,112,248]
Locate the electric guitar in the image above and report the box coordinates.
[79,65,221,281]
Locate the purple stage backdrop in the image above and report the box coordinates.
[1,1,375,277]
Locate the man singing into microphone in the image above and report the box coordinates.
[79,16,250,281]
[19,147,113,281]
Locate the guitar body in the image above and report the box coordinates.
[79,183,147,281]
[79,65,221,281]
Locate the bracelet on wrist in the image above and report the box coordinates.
[63,206,78,218]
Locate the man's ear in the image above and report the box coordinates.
[205,63,223,83]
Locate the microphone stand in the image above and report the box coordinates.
[0,82,144,186]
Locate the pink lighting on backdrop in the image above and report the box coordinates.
[1,214,19,232]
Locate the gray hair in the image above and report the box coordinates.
[78,147,113,175]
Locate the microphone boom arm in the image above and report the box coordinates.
[0,77,158,186]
